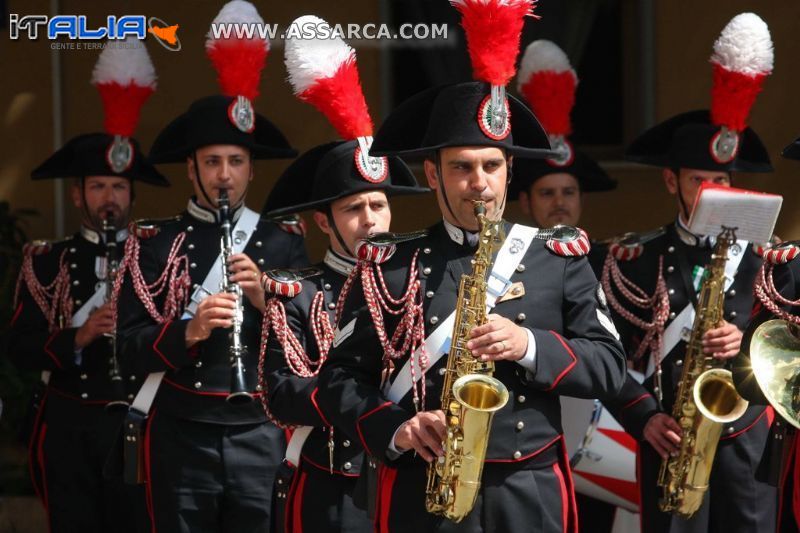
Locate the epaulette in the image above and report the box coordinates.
[356,230,429,264]
[22,239,53,256]
[536,225,590,257]
[261,266,324,297]
[761,240,800,265]
[129,216,181,239]
[272,214,306,237]
[606,227,666,261]
[753,234,781,258]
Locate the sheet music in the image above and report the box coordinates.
[688,184,782,244]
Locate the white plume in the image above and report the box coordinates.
[711,12,773,75]
[206,0,269,51]
[91,37,156,88]
[516,40,575,92]
[284,15,354,95]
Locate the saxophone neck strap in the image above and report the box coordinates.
[385,224,537,403]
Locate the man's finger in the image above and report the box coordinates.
[410,435,434,463]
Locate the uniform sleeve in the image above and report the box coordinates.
[523,256,627,398]
[317,285,413,462]
[603,373,660,441]
[264,295,327,427]
[118,238,195,375]
[734,261,799,405]
[7,259,80,371]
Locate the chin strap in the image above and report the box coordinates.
[191,151,252,216]
[324,206,355,258]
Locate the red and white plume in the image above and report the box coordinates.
[91,37,157,172]
[91,37,157,138]
[451,0,537,87]
[709,13,773,135]
[285,15,386,183]
[284,15,373,140]
[205,0,270,102]
[517,40,577,138]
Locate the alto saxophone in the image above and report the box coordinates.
[425,201,510,522]
[657,227,749,517]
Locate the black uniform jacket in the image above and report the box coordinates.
[118,199,308,424]
[318,220,626,467]
[604,221,769,441]
[265,251,366,476]
[734,257,800,485]
[9,226,141,416]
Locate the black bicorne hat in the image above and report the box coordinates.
[147,95,297,164]
[783,137,800,161]
[625,110,772,173]
[31,133,169,186]
[370,82,553,160]
[509,150,617,198]
[263,140,429,217]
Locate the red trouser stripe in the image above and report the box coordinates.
[377,465,398,533]
[291,471,308,533]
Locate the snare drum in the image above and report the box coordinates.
[560,396,640,512]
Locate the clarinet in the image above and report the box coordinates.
[102,213,129,411]
[219,189,254,404]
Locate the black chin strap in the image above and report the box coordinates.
[324,206,355,258]
[192,152,216,208]
[434,151,462,227]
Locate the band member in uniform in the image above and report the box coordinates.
[317,2,626,531]
[117,3,307,531]
[601,13,777,533]
[257,18,430,531]
[511,40,617,231]
[513,39,621,531]
[734,136,800,533]
[9,42,166,532]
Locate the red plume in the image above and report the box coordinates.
[91,37,157,137]
[285,15,373,140]
[709,13,773,131]
[206,40,268,101]
[297,57,373,139]
[451,0,537,86]
[710,65,768,132]
[520,72,575,137]
[206,0,270,101]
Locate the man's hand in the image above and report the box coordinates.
[75,303,116,349]
[643,413,682,460]
[394,410,446,462]
[702,320,742,360]
[467,314,529,362]
[185,293,237,348]
[228,253,265,312]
